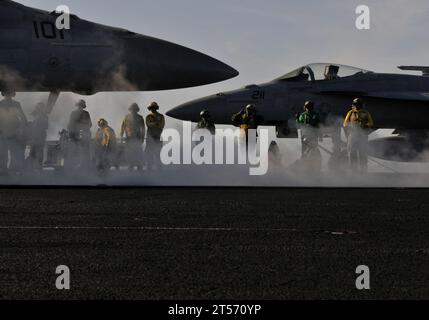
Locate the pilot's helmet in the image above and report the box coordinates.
[147,102,159,111]
[76,99,87,109]
[129,103,140,112]
[304,101,314,110]
[200,110,210,119]
[98,118,108,127]
[352,98,363,108]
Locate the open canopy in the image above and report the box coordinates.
[277,63,373,82]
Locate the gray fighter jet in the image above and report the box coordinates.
[0,0,238,111]
[167,63,429,162]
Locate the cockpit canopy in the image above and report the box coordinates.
[277,63,373,82]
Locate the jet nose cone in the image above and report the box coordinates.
[174,50,239,88]
[206,58,239,78]
[167,102,201,122]
[167,96,226,123]
[167,97,213,122]
[124,35,239,90]
[165,108,180,119]
[203,61,239,83]
[163,45,239,88]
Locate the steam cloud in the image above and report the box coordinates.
[1,67,429,187]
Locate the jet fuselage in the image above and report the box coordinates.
[0,0,238,94]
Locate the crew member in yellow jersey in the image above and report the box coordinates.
[343,98,374,172]
[95,118,117,174]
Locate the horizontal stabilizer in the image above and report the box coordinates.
[398,66,429,76]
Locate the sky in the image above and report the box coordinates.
[12,0,429,172]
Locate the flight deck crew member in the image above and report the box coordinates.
[145,102,165,171]
[0,90,28,174]
[94,118,117,174]
[67,99,92,170]
[195,109,216,162]
[296,101,322,158]
[343,98,374,172]
[268,141,283,168]
[28,102,49,171]
[121,103,145,171]
[197,110,216,135]
[232,104,264,147]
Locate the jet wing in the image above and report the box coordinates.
[316,91,429,102]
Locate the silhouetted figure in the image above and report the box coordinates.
[28,102,49,171]
[0,90,28,174]
[94,118,117,175]
[121,103,145,171]
[197,110,216,135]
[67,100,92,170]
[343,98,374,172]
[145,102,165,171]
[232,104,263,149]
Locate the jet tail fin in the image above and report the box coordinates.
[398,66,429,76]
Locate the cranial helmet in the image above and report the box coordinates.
[304,101,314,110]
[246,104,255,112]
[148,101,160,111]
[76,99,87,109]
[200,110,210,118]
[1,89,16,98]
[129,103,140,112]
[352,98,363,108]
[98,118,108,126]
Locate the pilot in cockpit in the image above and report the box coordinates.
[324,65,340,80]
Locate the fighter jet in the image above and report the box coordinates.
[167,63,429,162]
[0,0,238,111]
